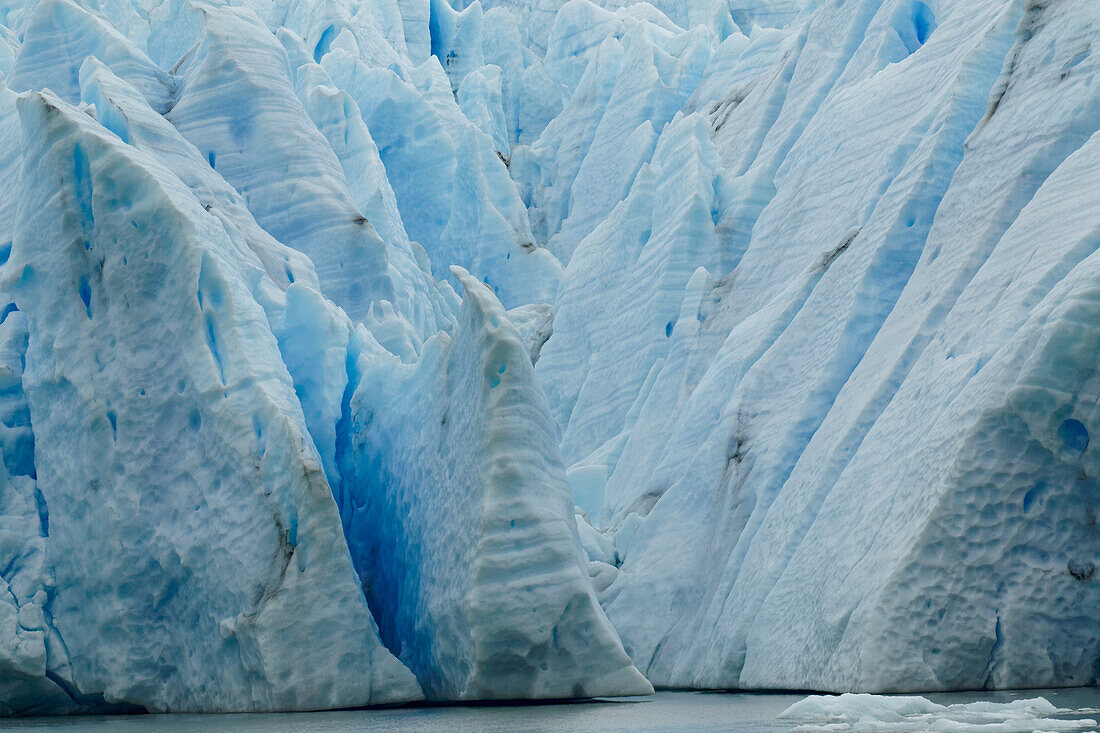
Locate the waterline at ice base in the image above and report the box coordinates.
[0,0,1095,716]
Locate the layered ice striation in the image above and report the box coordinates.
[0,0,1096,715]
[541,0,1100,695]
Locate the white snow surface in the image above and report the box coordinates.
[0,0,1096,716]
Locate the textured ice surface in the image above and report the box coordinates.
[6,88,421,713]
[0,0,1096,715]
[0,0,648,710]
[547,0,1100,694]
[331,267,650,699]
[270,270,649,700]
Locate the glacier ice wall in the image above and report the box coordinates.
[333,266,649,699]
[0,0,1096,715]
[0,0,647,713]
[539,0,1100,694]
[5,87,421,713]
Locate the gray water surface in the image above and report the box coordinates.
[3,688,1099,732]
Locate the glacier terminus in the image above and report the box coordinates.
[0,0,1096,716]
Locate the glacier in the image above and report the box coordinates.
[0,0,1096,716]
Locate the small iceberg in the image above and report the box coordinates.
[779,692,1098,732]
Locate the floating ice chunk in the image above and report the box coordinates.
[779,693,1098,732]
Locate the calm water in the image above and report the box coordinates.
[3,689,1099,732]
